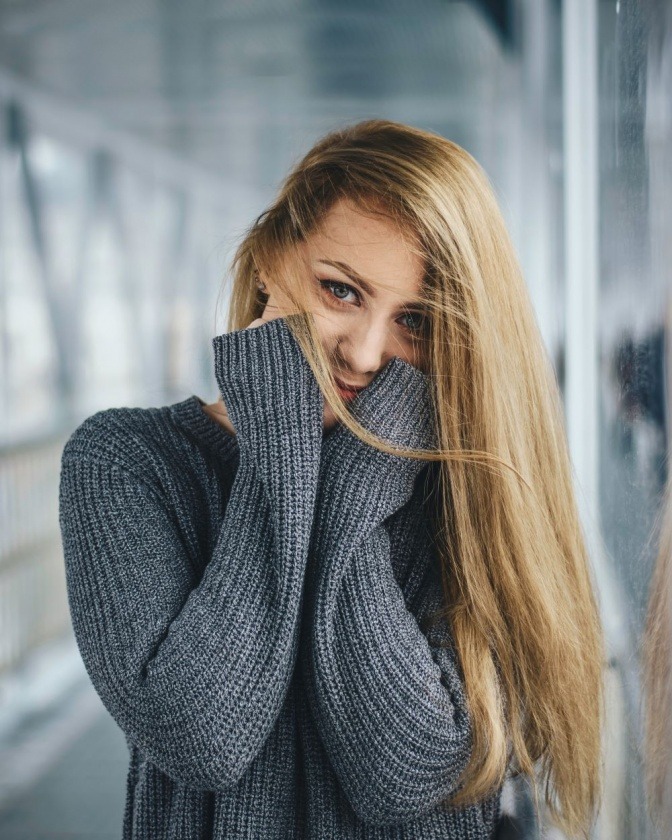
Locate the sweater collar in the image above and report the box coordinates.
[169,395,240,464]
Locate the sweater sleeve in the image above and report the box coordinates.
[59,316,323,791]
[301,356,473,825]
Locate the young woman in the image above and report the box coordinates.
[59,118,605,839]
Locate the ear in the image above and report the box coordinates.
[256,272,282,322]
[256,268,304,323]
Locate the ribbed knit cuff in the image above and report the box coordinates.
[340,356,436,450]
[212,317,324,456]
[320,357,437,516]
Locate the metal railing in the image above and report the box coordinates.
[0,432,69,679]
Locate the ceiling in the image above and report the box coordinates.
[0,0,515,190]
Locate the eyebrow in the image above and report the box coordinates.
[316,259,429,311]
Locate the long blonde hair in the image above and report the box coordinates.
[218,118,605,838]
[642,477,672,833]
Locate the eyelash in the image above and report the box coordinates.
[317,279,428,335]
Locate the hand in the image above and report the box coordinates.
[324,355,437,454]
[316,355,437,523]
[210,316,333,435]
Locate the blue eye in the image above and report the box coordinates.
[317,278,428,336]
[320,280,358,304]
[398,310,426,332]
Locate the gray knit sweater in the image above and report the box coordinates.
[59,316,503,839]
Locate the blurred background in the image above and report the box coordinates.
[0,0,670,838]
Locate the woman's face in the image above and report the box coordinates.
[261,197,429,401]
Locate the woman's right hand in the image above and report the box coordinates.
[207,316,335,435]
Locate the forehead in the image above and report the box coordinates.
[305,198,425,295]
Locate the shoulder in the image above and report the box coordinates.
[59,403,231,567]
[62,404,169,467]
[60,403,209,493]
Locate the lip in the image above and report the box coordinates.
[335,384,359,401]
[334,375,366,393]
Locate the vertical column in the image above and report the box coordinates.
[562,2,626,839]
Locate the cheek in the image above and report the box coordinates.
[413,348,431,375]
[311,305,346,346]
[306,310,341,370]
[385,341,427,373]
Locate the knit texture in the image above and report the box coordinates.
[59,316,503,838]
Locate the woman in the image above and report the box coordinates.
[59,118,604,839]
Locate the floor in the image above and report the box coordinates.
[0,677,128,840]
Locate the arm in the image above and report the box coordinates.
[301,357,473,825]
[59,316,323,791]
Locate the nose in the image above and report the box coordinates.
[336,318,395,380]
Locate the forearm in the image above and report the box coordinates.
[60,316,324,791]
[303,513,472,825]
[61,446,318,790]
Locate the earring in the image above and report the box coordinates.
[254,269,267,293]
